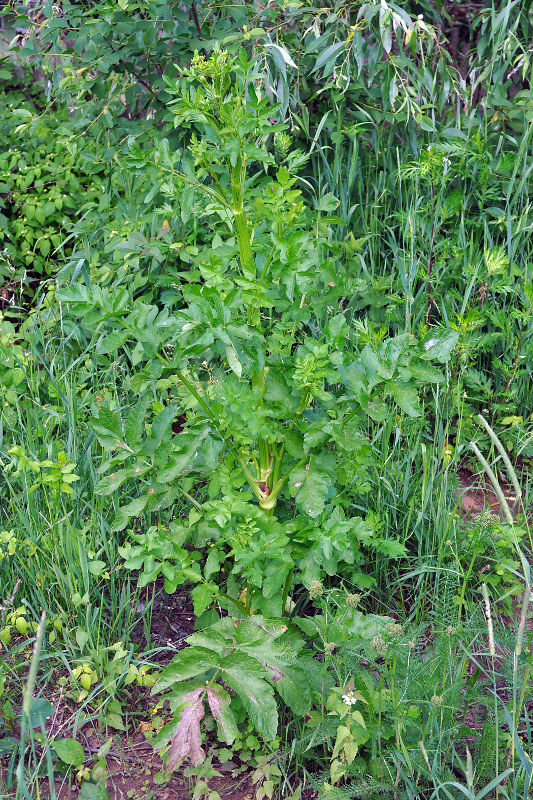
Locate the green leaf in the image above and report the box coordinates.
[273,665,312,716]
[87,560,106,576]
[314,192,339,212]
[52,738,85,767]
[153,647,217,693]
[218,652,278,741]
[419,328,459,363]
[79,782,109,800]
[124,396,150,449]
[206,685,239,745]
[75,628,90,651]
[264,42,297,70]
[144,404,178,456]
[0,738,18,757]
[311,41,347,75]
[289,453,336,518]
[387,380,421,417]
[225,344,242,377]
[191,583,217,617]
[25,698,56,728]
[92,408,122,449]
[96,329,129,354]
[204,549,220,580]
[157,431,208,483]
[361,344,393,380]
[402,361,443,383]
[111,494,149,532]
[104,712,125,731]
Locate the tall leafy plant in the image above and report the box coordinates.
[58,45,457,614]
[57,46,458,764]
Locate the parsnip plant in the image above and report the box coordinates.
[57,47,458,764]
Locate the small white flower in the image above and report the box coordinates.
[342,692,358,706]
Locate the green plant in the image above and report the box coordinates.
[151,615,320,771]
[0,67,108,308]
[58,46,458,615]
[51,47,464,767]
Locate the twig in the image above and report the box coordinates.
[191,1,203,39]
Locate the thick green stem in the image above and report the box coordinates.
[230,155,255,280]
[234,209,254,278]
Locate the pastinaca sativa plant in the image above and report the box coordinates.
[57,47,458,763]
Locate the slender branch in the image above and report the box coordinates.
[191,1,203,39]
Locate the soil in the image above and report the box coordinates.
[457,465,522,516]
[53,744,254,800]
[134,579,196,658]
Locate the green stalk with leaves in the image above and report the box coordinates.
[55,46,460,769]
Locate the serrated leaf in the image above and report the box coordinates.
[91,408,122,449]
[207,685,238,744]
[402,361,443,383]
[191,583,217,617]
[387,380,421,418]
[167,688,205,768]
[153,647,217,693]
[96,329,128,355]
[218,652,278,741]
[419,328,459,363]
[157,431,207,483]
[124,397,150,448]
[361,344,393,380]
[289,452,336,518]
[273,665,311,716]
[144,404,178,456]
